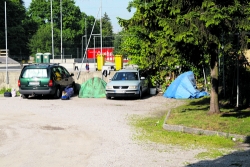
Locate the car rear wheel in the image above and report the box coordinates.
[54,87,61,99]
[22,94,29,99]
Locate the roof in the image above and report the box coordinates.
[117,68,139,72]
[23,63,60,69]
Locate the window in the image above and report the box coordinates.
[22,69,48,78]
[112,72,138,81]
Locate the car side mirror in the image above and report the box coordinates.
[71,73,74,76]
[141,77,145,80]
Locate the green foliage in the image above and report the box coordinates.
[119,0,250,113]
[0,87,11,94]
[102,12,113,37]
[26,0,100,56]
[25,0,115,56]
[101,12,114,48]
[0,0,29,56]
[0,87,20,96]
[28,24,56,53]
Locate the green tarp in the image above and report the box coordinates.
[78,77,107,98]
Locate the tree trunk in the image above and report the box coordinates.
[208,45,220,114]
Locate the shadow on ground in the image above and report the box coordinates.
[187,136,250,167]
[187,149,250,167]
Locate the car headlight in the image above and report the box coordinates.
[128,85,138,89]
[106,85,113,89]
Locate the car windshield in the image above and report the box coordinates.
[112,72,138,81]
[22,69,48,78]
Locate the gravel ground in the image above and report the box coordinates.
[0,95,249,167]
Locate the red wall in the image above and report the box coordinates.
[87,47,114,61]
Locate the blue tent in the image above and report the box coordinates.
[163,71,209,99]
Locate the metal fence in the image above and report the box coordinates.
[58,36,118,59]
[6,35,125,62]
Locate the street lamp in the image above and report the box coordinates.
[81,35,86,58]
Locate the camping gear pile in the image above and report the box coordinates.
[61,86,74,100]
[4,88,16,97]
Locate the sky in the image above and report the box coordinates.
[23,0,135,33]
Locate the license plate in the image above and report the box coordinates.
[29,81,40,86]
[116,90,125,93]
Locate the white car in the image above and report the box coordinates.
[105,69,149,99]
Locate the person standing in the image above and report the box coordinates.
[85,60,89,73]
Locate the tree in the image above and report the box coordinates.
[27,0,82,56]
[113,30,129,56]
[101,12,113,47]
[118,0,250,114]
[101,12,113,37]
[77,14,99,55]
[118,0,187,87]
[0,0,28,57]
[28,24,60,54]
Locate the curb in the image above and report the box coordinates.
[163,109,247,141]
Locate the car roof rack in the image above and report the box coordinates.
[123,64,139,70]
[49,63,60,66]
[27,63,60,67]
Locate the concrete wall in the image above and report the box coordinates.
[0,70,115,91]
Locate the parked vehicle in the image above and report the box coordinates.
[105,68,149,99]
[18,63,75,99]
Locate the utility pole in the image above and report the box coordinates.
[85,18,87,59]
[60,0,63,62]
[51,0,54,62]
[100,0,102,56]
[5,1,9,84]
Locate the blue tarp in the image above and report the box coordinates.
[163,71,209,99]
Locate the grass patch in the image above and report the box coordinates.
[129,115,235,150]
[0,87,12,94]
[167,97,250,136]
[129,96,250,159]
[195,149,231,159]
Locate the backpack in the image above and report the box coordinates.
[61,86,74,100]
[4,92,12,97]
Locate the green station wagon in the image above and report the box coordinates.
[18,63,75,99]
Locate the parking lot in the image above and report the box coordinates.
[1,95,249,167]
[0,94,200,167]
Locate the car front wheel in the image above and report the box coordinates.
[138,88,142,99]
[72,83,76,95]
[106,95,111,100]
